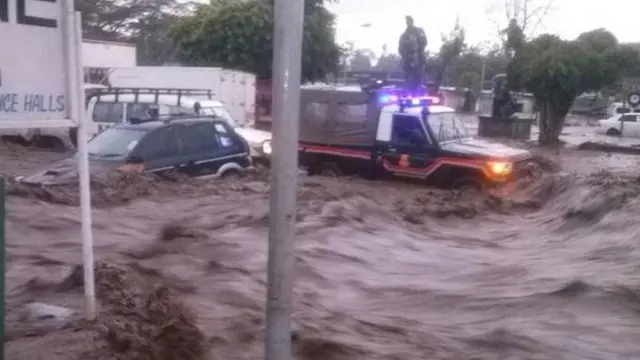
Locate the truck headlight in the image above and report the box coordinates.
[262,140,272,155]
[487,161,512,176]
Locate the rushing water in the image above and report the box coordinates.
[3,141,640,360]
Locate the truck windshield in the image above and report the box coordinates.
[87,128,145,159]
[426,112,471,142]
[201,107,242,127]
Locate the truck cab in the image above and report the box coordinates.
[298,83,533,189]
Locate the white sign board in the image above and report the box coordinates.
[0,0,73,127]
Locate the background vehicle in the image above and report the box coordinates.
[597,112,640,137]
[20,116,251,185]
[84,87,272,162]
[298,82,533,189]
[108,66,256,125]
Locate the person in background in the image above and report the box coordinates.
[398,16,427,89]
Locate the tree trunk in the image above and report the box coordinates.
[537,100,567,145]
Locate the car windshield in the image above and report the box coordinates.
[425,112,471,142]
[86,128,146,159]
[201,106,242,127]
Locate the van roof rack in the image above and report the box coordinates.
[129,113,224,125]
[86,87,215,105]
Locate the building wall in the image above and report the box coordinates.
[82,40,137,85]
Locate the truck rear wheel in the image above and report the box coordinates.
[315,162,342,178]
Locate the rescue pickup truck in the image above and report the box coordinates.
[297,81,534,189]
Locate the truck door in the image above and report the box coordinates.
[378,113,436,178]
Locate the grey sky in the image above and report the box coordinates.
[326,0,640,54]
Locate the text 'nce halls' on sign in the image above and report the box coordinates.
[0,93,65,113]
[0,0,72,122]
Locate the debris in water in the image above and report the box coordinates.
[91,262,209,360]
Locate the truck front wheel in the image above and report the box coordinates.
[451,177,483,192]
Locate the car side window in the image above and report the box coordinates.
[179,123,221,155]
[126,103,160,122]
[93,102,124,123]
[167,105,197,116]
[391,114,428,145]
[135,128,180,160]
[213,123,236,148]
[620,115,637,122]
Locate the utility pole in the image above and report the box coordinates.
[480,56,486,91]
[0,177,5,360]
[265,0,304,359]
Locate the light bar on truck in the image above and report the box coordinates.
[377,89,440,107]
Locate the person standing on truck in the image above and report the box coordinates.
[398,16,427,89]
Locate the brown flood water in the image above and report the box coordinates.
[3,140,640,360]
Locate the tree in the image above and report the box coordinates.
[169,0,341,82]
[350,49,375,71]
[502,19,525,57]
[375,54,402,72]
[508,29,640,144]
[77,0,193,65]
[442,50,482,89]
[77,0,132,41]
[487,0,553,54]
[432,19,466,87]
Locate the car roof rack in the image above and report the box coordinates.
[86,87,215,105]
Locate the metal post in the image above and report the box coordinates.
[65,4,96,320]
[265,0,304,359]
[0,177,5,360]
[480,57,486,90]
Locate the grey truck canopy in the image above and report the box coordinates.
[299,86,380,146]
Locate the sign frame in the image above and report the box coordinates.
[0,0,77,129]
[0,0,96,320]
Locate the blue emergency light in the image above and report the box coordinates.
[377,89,440,108]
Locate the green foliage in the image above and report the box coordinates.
[77,0,192,65]
[502,19,525,55]
[508,28,640,143]
[576,28,618,53]
[509,35,584,109]
[432,20,466,86]
[169,0,341,81]
[510,29,640,108]
[349,49,375,71]
[375,54,402,72]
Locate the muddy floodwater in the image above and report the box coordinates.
[3,140,640,360]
